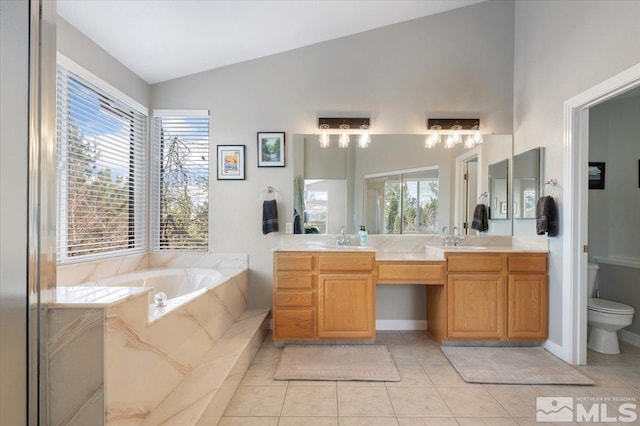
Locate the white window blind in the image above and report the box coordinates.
[153,110,210,251]
[56,65,147,261]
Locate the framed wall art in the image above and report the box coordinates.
[217,145,245,180]
[588,162,605,190]
[257,132,285,167]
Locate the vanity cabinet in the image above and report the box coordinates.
[445,252,548,341]
[446,254,506,339]
[507,253,548,340]
[273,251,376,341]
[273,253,315,340]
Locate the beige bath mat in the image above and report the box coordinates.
[274,345,400,382]
[441,346,594,385]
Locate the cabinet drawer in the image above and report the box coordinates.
[318,253,374,272]
[275,253,313,271]
[508,254,547,273]
[274,291,314,308]
[273,309,315,339]
[378,263,444,284]
[447,253,503,272]
[276,272,314,290]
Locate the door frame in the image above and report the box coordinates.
[454,147,481,233]
[562,62,640,364]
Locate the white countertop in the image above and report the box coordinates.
[276,235,548,262]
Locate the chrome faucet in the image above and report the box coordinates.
[441,226,462,247]
[336,226,350,246]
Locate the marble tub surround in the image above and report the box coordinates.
[57,252,247,287]
[148,252,248,275]
[57,253,148,286]
[47,263,260,425]
[105,269,249,424]
[48,286,151,308]
[140,309,269,425]
[48,308,105,426]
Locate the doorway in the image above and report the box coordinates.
[564,63,640,365]
[455,147,480,235]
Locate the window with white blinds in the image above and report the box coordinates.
[56,64,147,261]
[153,111,210,251]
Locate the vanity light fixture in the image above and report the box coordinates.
[316,117,371,148]
[425,118,484,149]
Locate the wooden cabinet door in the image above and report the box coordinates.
[507,274,548,340]
[273,309,315,340]
[317,273,375,340]
[447,273,505,339]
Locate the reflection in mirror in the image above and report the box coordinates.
[513,147,543,235]
[489,159,509,220]
[304,179,346,234]
[293,134,513,235]
[364,167,438,234]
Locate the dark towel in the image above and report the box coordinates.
[470,204,489,232]
[293,213,302,234]
[262,199,279,234]
[535,196,558,237]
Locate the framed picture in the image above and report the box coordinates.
[217,145,245,180]
[588,162,605,190]
[257,132,285,167]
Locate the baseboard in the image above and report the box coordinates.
[542,339,570,363]
[620,329,640,348]
[376,320,427,331]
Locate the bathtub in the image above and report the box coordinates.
[50,254,254,425]
[93,267,234,322]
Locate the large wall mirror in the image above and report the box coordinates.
[512,147,544,235]
[292,133,514,236]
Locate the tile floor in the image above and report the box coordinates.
[220,331,640,425]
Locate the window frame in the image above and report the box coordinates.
[152,109,211,252]
[56,54,148,264]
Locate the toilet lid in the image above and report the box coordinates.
[588,298,635,314]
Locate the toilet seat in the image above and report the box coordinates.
[588,298,635,315]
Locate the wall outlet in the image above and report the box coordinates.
[285,222,293,234]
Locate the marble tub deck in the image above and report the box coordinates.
[47,263,263,426]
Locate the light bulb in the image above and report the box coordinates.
[425,134,434,149]
[474,130,483,144]
[464,135,475,149]
[358,131,370,148]
[319,132,330,148]
[339,132,350,148]
[445,135,455,149]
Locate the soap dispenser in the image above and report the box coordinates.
[359,225,368,246]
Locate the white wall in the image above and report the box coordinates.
[513,0,640,346]
[57,17,150,108]
[151,0,515,313]
[0,1,29,423]
[588,93,640,335]
[587,94,640,261]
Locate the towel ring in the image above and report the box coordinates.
[544,179,558,197]
[261,186,278,201]
[478,192,489,203]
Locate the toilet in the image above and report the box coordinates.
[587,263,635,354]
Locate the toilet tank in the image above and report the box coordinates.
[588,263,599,297]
